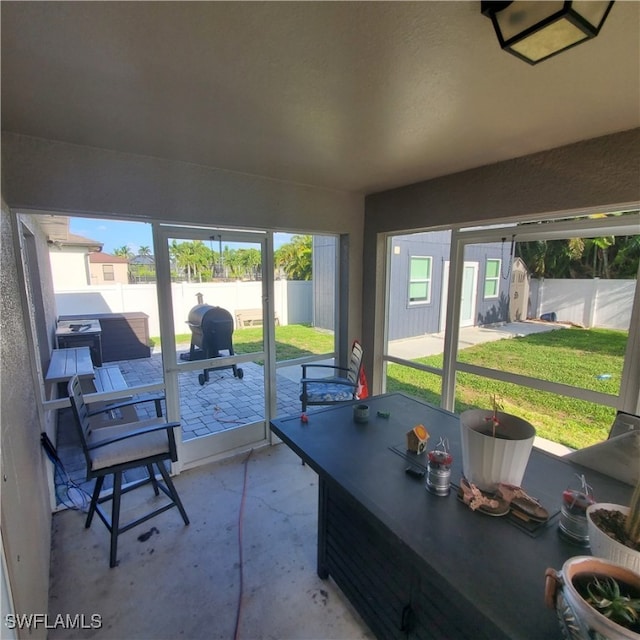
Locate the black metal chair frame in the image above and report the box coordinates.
[300,341,364,412]
[67,375,189,567]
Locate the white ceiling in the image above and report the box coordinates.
[2,1,639,195]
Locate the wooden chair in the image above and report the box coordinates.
[300,341,364,412]
[67,375,189,567]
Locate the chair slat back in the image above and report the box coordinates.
[346,341,363,384]
[67,375,94,467]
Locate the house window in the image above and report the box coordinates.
[408,256,432,304]
[484,259,500,298]
[103,264,115,281]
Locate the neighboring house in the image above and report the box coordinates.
[46,216,129,286]
[88,251,129,285]
[47,218,103,287]
[129,254,156,283]
[387,231,516,341]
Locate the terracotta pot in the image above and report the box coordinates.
[459,409,535,492]
[587,503,640,574]
[545,555,640,639]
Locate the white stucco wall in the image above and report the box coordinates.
[49,248,89,287]
[0,206,53,640]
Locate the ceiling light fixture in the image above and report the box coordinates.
[481,1,615,65]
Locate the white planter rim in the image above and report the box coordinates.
[460,409,536,441]
[586,502,640,575]
[459,410,536,492]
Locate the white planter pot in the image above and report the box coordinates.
[587,503,640,574]
[460,409,535,492]
[545,555,640,639]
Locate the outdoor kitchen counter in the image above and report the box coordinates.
[270,393,633,640]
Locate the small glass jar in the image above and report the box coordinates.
[559,477,595,545]
[426,449,453,496]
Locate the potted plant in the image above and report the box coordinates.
[586,576,640,631]
[545,555,640,639]
[587,481,640,573]
[459,395,536,492]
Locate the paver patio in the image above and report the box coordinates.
[55,349,305,501]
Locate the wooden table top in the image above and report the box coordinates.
[45,347,95,383]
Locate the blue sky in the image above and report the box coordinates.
[70,217,293,254]
[70,218,153,254]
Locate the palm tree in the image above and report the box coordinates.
[275,235,312,280]
[586,236,616,278]
[611,235,640,278]
[516,213,640,279]
[113,245,133,259]
[222,247,244,279]
[169,240,193,281]
[191,241,213,282]
[138,245,152,257]
[516,237,590,278]
[233,248,261,280]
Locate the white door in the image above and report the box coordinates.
[440,262,479,330]
[153,224,275,469]
[460,263,478,327]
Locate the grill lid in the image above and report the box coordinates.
[187,304,234,330]
[188,304,214,328]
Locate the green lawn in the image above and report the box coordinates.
[386,327,626,450]
[232,324,335,360]
[162,324,335,361]
[159,324,625,450]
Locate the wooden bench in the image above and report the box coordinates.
[235,308,280,328]
[93,366,129,393]
[46,346,96,397]
[88,366,137,425]
[92,366,164,423]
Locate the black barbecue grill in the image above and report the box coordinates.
[185,304,243,385]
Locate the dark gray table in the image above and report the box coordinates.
[270,393,633,640]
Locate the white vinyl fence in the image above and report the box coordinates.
[54,278,635,339]
[54,280,313,337]
[529,278,635,330]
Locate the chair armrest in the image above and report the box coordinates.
[88,394,166,418]
[300,377,357,387]
[87,421,180,450]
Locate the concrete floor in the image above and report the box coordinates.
[48,443,374,640]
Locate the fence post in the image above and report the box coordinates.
[537,278,544,319]
[583,278,598,328]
